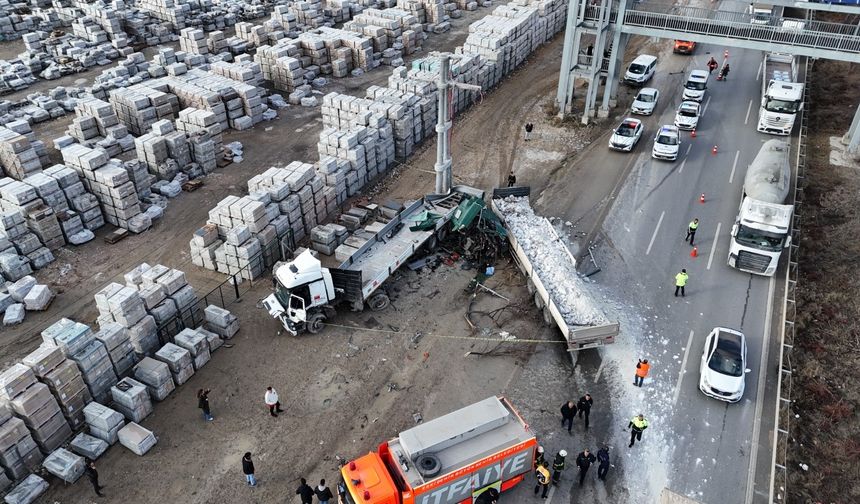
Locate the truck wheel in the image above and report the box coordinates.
[534,292,545,310]
[368,292,390,311]
[543,306,553,325]
[426,234,438,252]
[526,279,536,295]
[307,313,326,334]
[415,453,442,478]
[436,225,449,242]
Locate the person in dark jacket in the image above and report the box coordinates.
[575,449,597,486]
[507,171,517,187]
[534,445,546,468]
[560,400,577,433]
[551,450,567,484]
[296,477,314,504]
[315,479,333,504]
[85,460,104,497]
[596,446,611,481]
[577,394,593,429]
[242,452,256,487]
[197,388,214,421]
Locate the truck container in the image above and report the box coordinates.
[340,396,537,504]
[727,140,794,276]
[757,53,804,135]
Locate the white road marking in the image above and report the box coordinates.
[594,358,607,383]
[744,99,753,125]
[678,158,687,174]
[707,222,722,270]
[673,329,696,405]
[685,144,692,156]
[545,484,557,503]
[756,60,763,81]
[745,276,777,504]
[729,150,741,184]
[702,96,712,115]
[646,211,665,256]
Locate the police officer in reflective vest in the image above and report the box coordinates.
[674,269,689,297]
[551,450,567,484]
[685,218,699,245]
[534,461,551,498]
[628,414,649,448]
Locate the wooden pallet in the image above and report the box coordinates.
[104,228,129,244]
[182,180,204,192]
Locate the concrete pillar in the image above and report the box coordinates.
[556,0,582,117]
[842,103,860,155]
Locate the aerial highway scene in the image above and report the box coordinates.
[0,0,856,502]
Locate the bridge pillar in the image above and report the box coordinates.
[842,103,860,156]
[600,29,627,118]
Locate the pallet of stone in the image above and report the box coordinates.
[132,358,175,401]
[42,448,84,483]
[95,283,148,328]
[94,323,137,377]
[70,340,118,404]
[7,383,72,453]
[154,343,194,386]
[82,402,125,445]
[117,422,157,456]
[109,378,153,423]
[173,329,211,370]
[22,285,53,312]
[2,305,25,326]
[0,365,36,402]
[68,432,108,460]
[39,361,91,430]
[41,318,94,357]
[7,276,34,303]
[203,305,239,339]
[125,314,160,357]
[0,416,43,480]
[195,327,223,353]
[3,474,47,504]
[20,346,64,381]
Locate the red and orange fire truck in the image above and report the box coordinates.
[340,396,537,504]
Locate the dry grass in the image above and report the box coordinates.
[787,57,860,503]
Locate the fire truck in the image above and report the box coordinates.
[340,396,537,504]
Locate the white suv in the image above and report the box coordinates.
[652,126,681,161]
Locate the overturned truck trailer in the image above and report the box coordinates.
[491,188,618,363]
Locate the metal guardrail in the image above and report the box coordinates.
[582,3,860,54]
[768,57,810,504]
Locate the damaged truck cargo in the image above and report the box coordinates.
[491,189,619,359]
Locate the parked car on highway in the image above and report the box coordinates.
[652,125,681,161]
[673,40,696,54]
[608,118,643,152]
[623,54,657,86]
[674,101,701,130]
[682,69,709,102]
[699,327,749,403]
[631,87,659,115]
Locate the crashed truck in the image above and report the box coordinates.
[340,396,537,504]
[491,188,619,361]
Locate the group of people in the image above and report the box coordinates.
[242,452,342,503]
[533,444,612,497]
[560,394,594,432]
[707,56,730,80]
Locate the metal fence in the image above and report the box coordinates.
[769,57,810,504]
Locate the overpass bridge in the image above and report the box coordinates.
[556,0,860,124]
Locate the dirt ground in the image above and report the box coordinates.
[0,3,656,502]
[787,59,860,502]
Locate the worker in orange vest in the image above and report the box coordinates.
[634,359,649,387]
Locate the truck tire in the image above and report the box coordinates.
[543,306,553,325]
[415,453,442,478]
[526,279,536,295]
[307,312,326,334]
[368,292,390,311]
[436,225,449,242]
[534,292,545,310]
[426,234,438,252]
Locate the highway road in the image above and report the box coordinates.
[530,26,790,504]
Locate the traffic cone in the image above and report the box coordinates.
[691,246,698,258]
[712,145,718,155]
[724,49,729,59]
[700,193,706,204]
[691,128,696,138]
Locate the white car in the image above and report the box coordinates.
[631,88,659,115]
[699,327,749,403]
[674,101,701,130]
[652,125,681,161]
[682,69,709,102]
[608,118,643,152]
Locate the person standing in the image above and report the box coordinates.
[524,122,534,141]
[507,171,517,187]
[534,461,551,498]
[634,359,650,387]
[560,400,577,433]
[721,63,730,80]
[596,446,611,481]
[315,479,334,504]
[575,449,596,486]
[296,477,315,504]
[85,460,104,497]
[265,386,284,417]
[242,452,257,487]
[534,445,546,468]
[674,269,689,297]
[685,218,699,245]
[551,450,567,484]
[198,388,214,421]
[337,479,347,503]
[577,394,593,429]
[628,414,649,448]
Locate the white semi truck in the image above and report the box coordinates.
[727,140,794,276]
[757,53,804,135]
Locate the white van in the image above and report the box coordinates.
[624,55,657,86]
[682,69,709,102]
